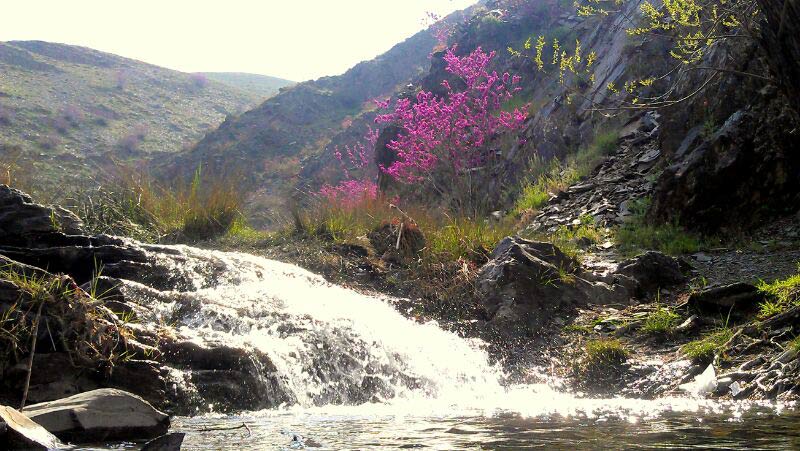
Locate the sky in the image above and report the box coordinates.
[0,0,476,82]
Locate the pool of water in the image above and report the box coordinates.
[165,402,800,450]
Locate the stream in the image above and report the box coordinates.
[79,245,799,449]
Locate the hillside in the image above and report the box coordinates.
[161,7,476,225]
[0,40,273,194]
[199,72,295,99]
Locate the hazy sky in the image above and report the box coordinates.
[0,0,475,82]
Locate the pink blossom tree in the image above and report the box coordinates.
[319,45,528,212]
[375,46,527,187]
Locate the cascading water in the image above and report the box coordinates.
[109,244,793,449]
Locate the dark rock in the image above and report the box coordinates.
[0,185,86,251]
[160,339,293,412]
[23,388,169,443]
[476,237,629,335]
[0,405,63,450]
[614,251,686,298]
[106,360,167,409]
[688,283,764,317]
[3,353,98,405]
[142,432,186,451]
[650,106,800,233]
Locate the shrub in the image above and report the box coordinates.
[76,165,244,242]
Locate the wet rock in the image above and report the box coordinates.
[614,251,686,298]
[688,283,763,317]
[23,388,169,443]
[0,405,63,450]
[160,339,294,412]
[142,432,186,451]
[476,237,629,335]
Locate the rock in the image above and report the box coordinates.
[614,251,686,298]
[23,388,169,443]
[476,237,629,335]
[142,432,186,451]
[0,184,85,246]
[691,252,712,263]
[0,405,63,450]
[688,283,763,317]
[650,106,800,233]
[159,339,294,412]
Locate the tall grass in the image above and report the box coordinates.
[292,195,514,264]
[77,164,243,242]
[514,130,618,215]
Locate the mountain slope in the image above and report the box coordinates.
[199,72,295,99]
[0,40,274,192]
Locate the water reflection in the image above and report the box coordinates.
[165,403,800,450]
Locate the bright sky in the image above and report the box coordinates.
[0,0,475,82]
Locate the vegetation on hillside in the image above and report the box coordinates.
[0,41,277,194]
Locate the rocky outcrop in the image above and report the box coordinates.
[23,388,169,443]
[526,112,663,233]
[757,0,800,110]
[0,405,63,450]
[476,237,630,336]
[476,237,691,335]
[0,184,84,246]
[650,103,800,232]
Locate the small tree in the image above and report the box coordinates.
[374,45,527,211]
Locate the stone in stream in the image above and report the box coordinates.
[0,405,63,450]
[142,432,186,451]
[23,388,169,443]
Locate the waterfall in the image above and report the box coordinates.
[120,245,506,410]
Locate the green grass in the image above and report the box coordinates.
[681,328,734,361]
[293,197,513,264]
[514,130,618,216]
[584,338,628,366]
[615,197,706,256]
[641,306,680,334]
[525,214,603,261]
[756,270,800,319]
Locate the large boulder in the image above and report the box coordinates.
[23,388,169,443]
[0,405,63,450]
[476,237,629,336]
